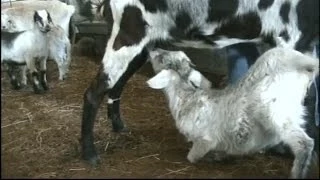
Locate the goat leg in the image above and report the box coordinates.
[6,63,22,90]
[282,127,314,178]
[107,48,149,132]
[81,65,108,166]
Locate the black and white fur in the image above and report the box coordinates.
[78,0,319,166]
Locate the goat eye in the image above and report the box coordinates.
[8,20,12,24]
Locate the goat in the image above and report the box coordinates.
[224,43,319,160]
[1,10,70,93]
[46,25,72,80]
[1,0,75,38]
[78,0,319,165]
[147,47,319,179]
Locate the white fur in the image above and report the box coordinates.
[1,0,75,37]
[1,10,72,88]
[147,48,319,178]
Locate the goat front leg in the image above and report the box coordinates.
[81,46,149,165]
[282,126,314,178]
[107,48,149,132]
[187,139,213,163]
[81,65,109,166]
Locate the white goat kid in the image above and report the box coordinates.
[147,48,319,179]
[46,25,72,80]
[1,8,71,89]
[1,9,53,93]
[1,0,75,37]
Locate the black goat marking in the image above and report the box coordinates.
[207,0,238,22]
[4,61,26,66]
[113,6,147,51]
[186,27,204,40]
[279,1,291,24]
[213,12,261,39]
[33,11,44,26]
[1,31,25,49]
[295,0,319,52]
[195,12,262,45]
[46,10,53,23]
[169,10,192,39]
[189,12,261,46]
[279,30,290,42]
[262,33,276,47]
[175,10,192,32]
[139,0,168,13]
[258,0,274,10]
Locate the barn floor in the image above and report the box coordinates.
[1,52,313,178]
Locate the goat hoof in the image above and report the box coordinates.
[42,85,49,91]
[111,116,127,133]
[11,82,22,90]
[187,155,197,163]
[83,153,100,166]
[33,87,45,94]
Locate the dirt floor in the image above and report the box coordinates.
[1,50,317,178]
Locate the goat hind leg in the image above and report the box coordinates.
[282,128,314,178]
[6,62,22,90]
[39,58,49,91]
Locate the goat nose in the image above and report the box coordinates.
[2,25,6,29]
[45,26,51,32]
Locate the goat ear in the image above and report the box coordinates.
[33,11,40,22]
[188,70,202,88]
[46,10,53,23]
[147,69,171,89]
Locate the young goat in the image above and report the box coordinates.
[1,9,72,92]
[1,0,75,38]
[147,48,319,179]
[1,9,53,93]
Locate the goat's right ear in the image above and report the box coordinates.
[147,69,171,89]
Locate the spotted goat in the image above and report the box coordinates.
[78,0,319,166]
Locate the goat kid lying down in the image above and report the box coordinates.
[147,48,319,179]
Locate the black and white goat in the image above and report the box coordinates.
[1,9,71,93]
[147,48,319,179]
[79,0,319,165]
